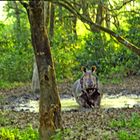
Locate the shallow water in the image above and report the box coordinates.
[17,98,78,112]
[102,95,140,108]
[17,95,140,112]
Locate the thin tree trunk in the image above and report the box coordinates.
[44,1,50,28]
[49,3,55,40]
[72,16,77,38]
[58,5,63,23]
[95,0,103,25]
[13,1,21,46]
[32,56,40,94]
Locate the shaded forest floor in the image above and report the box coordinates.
[0,76,140,139]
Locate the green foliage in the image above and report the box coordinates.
[118,130,139,140]
[0,2,33,85]
[51,129,64,140]
[0,114,10,126]
[0,126,39,140]
[0,95,5,105]
[0,0,140,85]
[52,26,79,81]
[51,128,75,140]
[0,80,27,89]
[125,7,140,47]
[75,31,140,82]
[110,113,140,128]
[75,33,105,72]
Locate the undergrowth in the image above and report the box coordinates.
[110,113,140,140]
[0,81,29,90]
[0,126,39,140]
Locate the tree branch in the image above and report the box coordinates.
[108,0,134,11]
[46,0,140,56]
[19,1,28,9]
[19,1,30,19]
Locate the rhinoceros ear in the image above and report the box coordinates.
[92,66,96,72]
[81,66,86,73]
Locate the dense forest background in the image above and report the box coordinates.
[0,0,140,88]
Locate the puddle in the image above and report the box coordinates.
[17,98,78,112]
[102,95,140,108]
[16,95,140,112]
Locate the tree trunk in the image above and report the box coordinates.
[49,3,55,40]
[13,1,21,46]
[58,5,63,23]
[95,0,103,25]
[44,1,50,28]
[21,1,62,139]
[32,56,40,94]
[72,15,77,38]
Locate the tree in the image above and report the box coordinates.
[20,1,62,139]
[46,0,140,56]
[32,57,40,94]
[49,3,55,41]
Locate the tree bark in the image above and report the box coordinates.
[44,1,50,28]
[32,56,40,94]
[20,1,62,139]
[49,3,55,40]
[72,15,77,38]
[95,0,103,25]
[58,5,63,23]
[13,1,21,46]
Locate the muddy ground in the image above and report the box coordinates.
[0,76,140,139]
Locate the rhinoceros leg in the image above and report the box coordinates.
[90,91,102,107]
[94,95,101,107]
[76,95,90,108]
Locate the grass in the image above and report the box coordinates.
[0,126,39,140]
[0,114,10,126]
[0,95,5,105]
[117,130,139,140]
[0,80,29,90]
[110,113,140,140]
[110,113,140,128]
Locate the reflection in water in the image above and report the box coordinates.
[18,95,140,112]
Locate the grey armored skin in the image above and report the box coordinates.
[72,66,102,108]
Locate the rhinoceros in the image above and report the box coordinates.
[72,66,102,108]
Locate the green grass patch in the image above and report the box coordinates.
[0,114,10,126]
[110,113,140,128]
[110,113,140,139]
[0,80,29,90]
[0,95,5,105]
[0,126,39,140]
[118,130,139,140]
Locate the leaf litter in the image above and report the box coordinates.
[0,76,140,139]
